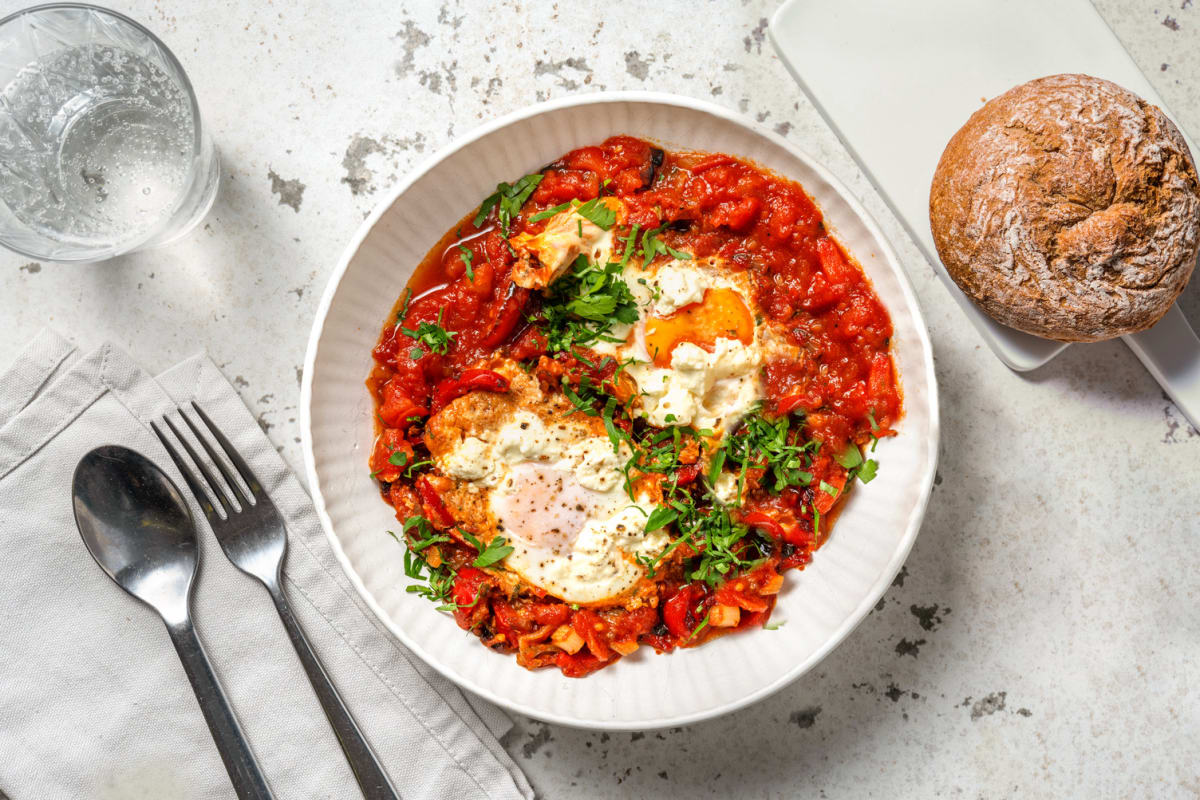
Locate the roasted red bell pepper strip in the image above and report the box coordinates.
[774,394,808,417]
[662,584,700,640]
[432,369,510,411]
[451,567,491,629]
[715,584,770,613]
[416,475,453,529]
[571,608,612,661]
[481,282,529,349]
[555,651,611,678]
[675,463,701,486]
[378,379,429,427]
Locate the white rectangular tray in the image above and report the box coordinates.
[770,0,1200,427]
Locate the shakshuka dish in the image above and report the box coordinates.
[368,136,901,677]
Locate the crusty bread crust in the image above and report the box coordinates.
[929,73,1200,342]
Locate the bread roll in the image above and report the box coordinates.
[929,73,1200,342]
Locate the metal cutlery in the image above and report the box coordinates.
[72,445,276,800]
[151,402,400,800]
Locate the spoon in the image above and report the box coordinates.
[72,445,275,800]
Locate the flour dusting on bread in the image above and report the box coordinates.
[929,73,1200,342]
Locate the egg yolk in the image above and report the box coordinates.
[643,287,755,367]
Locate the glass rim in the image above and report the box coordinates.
[0,2,209,262]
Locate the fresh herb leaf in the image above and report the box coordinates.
[528,200,572,223]
[713,405,819,495]
[819,479,839,498]
[393,454,431,478]
[394,516,460,610]
[645,506,679,533]
[540,254,639,352]
[857,458,878,484]
[707,448,727,485]
[601,396,623,453]
[836,444,863,470]
[618,223,641,269]
[473,173,544,235]
[395,287,414,324]
[575,197,616,230]
[473,536,514,568]
[457,245,475,282]
[687,611,712,642]
[640,224,693,264]
[401,308,457,356]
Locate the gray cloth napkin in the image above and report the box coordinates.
[0,330,533,800]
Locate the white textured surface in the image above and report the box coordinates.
[303,94,937,729]
[0,0,1197,796]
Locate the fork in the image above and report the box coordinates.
[152,402,400,800]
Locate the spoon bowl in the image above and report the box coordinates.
[73,445,197,623]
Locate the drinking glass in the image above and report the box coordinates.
[0,4,219,262]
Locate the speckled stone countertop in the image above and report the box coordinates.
[2,1,1197,797]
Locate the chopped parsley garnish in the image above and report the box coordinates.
[640,224,692,264]
[541,254,639,352]
[857,459,878,483]
[618,223,641,269]
[401,308,457,359]
[715,404,819,496]
[395,287,413,323]
[387,449,432,478]
[645,505,678,533]
[528,200,572,223]
[837,442,879,485]
[687,610,712,641]
[836,444,862,469]
[458,529,515,568]
[457,245,474,282]
[394,516,461,611]
[473,172,544,235]
[575,197,616,230]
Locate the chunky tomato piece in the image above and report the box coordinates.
[415,475,453,529]
[556,651,611,678]
[431,369,510,411]
[571,608,612,661]
[451,568,491,629]
[370,429,412,483]
[663,584,709,642]
[378,379,428,428]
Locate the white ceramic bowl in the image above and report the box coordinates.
[302,92,939,730]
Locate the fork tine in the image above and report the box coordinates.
[178,405,252,508]
[189,402,265,500]
[151,419,228,520]
[161,413,236,518]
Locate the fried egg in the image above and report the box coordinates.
[425,367,669,605]
[591,255,778,433]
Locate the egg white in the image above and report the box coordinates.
[434,408,669,604]
[590,255,769,433]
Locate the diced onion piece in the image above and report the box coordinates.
[709,604,741,628]
[611,639,640,656]
[551,624,585,654]
[760,574,784,595]
[425,548,443,569]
